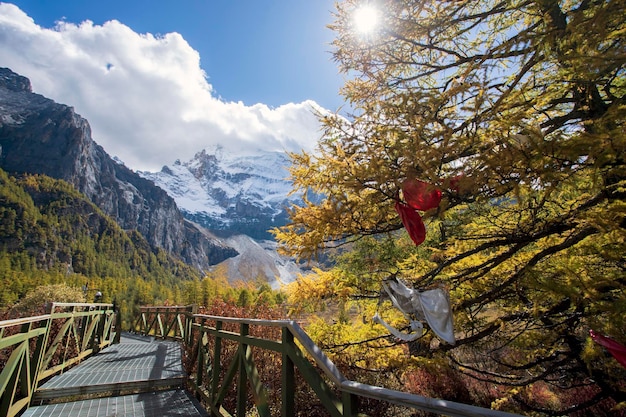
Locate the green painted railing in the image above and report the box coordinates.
[0,302,120,417]
[134,305,524,417]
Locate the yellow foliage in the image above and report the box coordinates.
[274,0,626,411]
[305,314,410,372]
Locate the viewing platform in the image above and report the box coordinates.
[1,303,525,417]
[23,333,207,417]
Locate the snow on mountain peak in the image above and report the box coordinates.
[138,147,320,284]
[138,148,299,238]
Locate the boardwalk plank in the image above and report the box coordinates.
[34,340,184,401]
[23,389,208,417]
[25,333,208,416]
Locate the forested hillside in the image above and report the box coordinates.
[0,168,201,321]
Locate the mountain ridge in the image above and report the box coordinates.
[140,146,316,285]
[0,67,312,285]
[0,67,237,271]
[139,146,298,240]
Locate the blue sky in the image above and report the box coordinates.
[7,0,344,110]
[0,1,349,171]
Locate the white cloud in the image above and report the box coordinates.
[0,3,326,171]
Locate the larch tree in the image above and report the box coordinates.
[274,0,625,413]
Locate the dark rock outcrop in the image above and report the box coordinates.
[0,67,237,270]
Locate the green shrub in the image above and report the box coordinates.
[11,283,85,316]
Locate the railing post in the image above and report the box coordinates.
[342,391,358,417]
[113,301,122,344]
[281,327,295,417]
[95,306,106,353]
[157,308,165,338]
[34,309,57,393]
[79,305,88,346]
[236,323,249,417]
[29,319,50,404]
[211,320,223,414]
[186,305,197,346]
[196,317,206,391]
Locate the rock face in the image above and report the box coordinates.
[140,147,298,240]
[218,234,313,289]
[0,68,237,270]
[140,148,323,285]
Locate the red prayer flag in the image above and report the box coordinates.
[402,178,442,211]
[590,329,626,369]
[395,200,426,246]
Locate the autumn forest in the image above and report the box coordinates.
[1,0,625,416]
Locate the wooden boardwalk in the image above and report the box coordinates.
[22,333,208,417]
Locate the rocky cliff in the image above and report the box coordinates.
[0,68,237,270]
[140,147,297,240]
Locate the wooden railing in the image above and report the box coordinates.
[133,305,524,417]
[0,302,120,417]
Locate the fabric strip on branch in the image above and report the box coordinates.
[394,200,426,246]
[395,178,442,246]
[402,178,442,211]
[372,312,424,341]
[590,329,626,369]
[375,278,456,345]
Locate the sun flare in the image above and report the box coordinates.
[352,4,380,35]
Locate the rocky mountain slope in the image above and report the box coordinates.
[216,234,313,289]
[0,67,236,271]
[139,147,298,240]
[0,167,203,306]
[140,147,316,285]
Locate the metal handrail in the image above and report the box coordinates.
[134,305,525,417]
[0,302,120,417]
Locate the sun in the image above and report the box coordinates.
[352,4,381,35]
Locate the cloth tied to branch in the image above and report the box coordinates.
[402,178,442,211]
[374,279,456,345]
[590,329,626,369]
[395,200,426,246]
[395,179,442,246]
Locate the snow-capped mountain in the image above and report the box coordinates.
[139,146,314,285]
[140,146,299,240]
[0,67,237,271]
